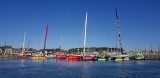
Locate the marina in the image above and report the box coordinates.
[0,9,159,61]
[0,0,160,78]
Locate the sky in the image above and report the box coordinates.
[0,0,160,51]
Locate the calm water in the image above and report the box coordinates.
[0,59,160,78]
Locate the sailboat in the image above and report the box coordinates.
[56,35,68,59]
[67,12,96,61]
[82,12,97,61]
[31,52,46,60]
[134,53,144,60]
[134,42,144,60]
[20,32,28,59]
[31,23,48,60]
[110,9,129,61]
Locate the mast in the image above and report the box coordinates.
[138,41,140,52]
[83,12,88,57]
[27,40,30,52]
[151,43,152,52]
[61,35,63,51]
[115,9,123,54]
[43,23,48,53]
[22,32,26,53]
[158,44,159,52]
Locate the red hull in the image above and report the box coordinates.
[67,55,81,61]
[56,54,67,59]
[68,55,95,61]
[20,55,28,59]
[83,56,94,60]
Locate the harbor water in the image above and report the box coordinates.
[0,59,160,78]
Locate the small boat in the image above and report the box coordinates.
[0,55,10,59]
[115,56,124,61]
[20,54,28,59]
[31,53,46,60]
[134,53,144,60]
[118,54,129,61]
[31,56,46,60]
[98,56,106,61]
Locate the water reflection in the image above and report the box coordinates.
[134,60,145,65]
[81,61,90,78]
[55,59,93,65]
[20,59,25,67]
[1,59,160,78]
[55,59,68,64]
[116,63,128,78]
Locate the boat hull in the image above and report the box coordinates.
[82,56,94,61]
[98,57,106,61]
[98,56,109,61]
[0,55,10,59]
[20,55,28,59]
[31,56,46,60]
[134,54,144,60]
[67,55,81,61]
[56,55,67,59]
[98,58,106,61]
[135,56,144,60]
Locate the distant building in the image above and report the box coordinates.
[0,45,12,55]
[0,48,2,55]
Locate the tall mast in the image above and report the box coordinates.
[61,35,63,50]
[83,12,88,57]
[23,32,26,52]
[43,23,48,52]
[115,9,123,54]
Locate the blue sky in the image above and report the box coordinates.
[0,0,160,51]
